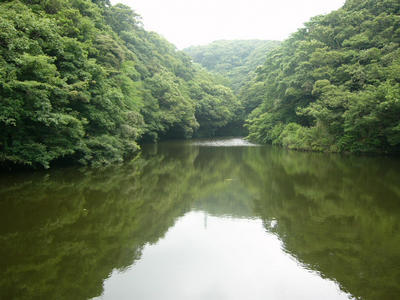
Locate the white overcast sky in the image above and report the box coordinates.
[111,0,346,49]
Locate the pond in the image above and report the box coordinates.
[1,138,400,299]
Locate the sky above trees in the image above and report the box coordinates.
[112,0,345,48]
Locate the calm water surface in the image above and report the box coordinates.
[1,138,400,299]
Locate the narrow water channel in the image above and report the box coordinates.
[1,138,399,299]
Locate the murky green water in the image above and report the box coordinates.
[1,139,400,300]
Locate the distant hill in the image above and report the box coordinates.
[184,40,280,93]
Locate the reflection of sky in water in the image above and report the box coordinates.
[191,138,259,147]
[95,212,351,300]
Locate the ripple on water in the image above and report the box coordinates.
[191,138,259,147]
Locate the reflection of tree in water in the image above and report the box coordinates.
[0,143,254,300]
[1,143,400,300]
[242,147,400,300]
[0,146,198,300]
[190,145,256,218]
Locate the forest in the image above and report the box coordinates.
[184,40,280,93]
[1,1,399,298]
[0,0,240,168]
[185,0,400,154]
[1,0,399,170]
[242,0,400,153]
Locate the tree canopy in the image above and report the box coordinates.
[243,0,400,153]
[0,0,239,168]
[1,0,399,169]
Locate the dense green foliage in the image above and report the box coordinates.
[244,0,400,153]
[184,40,279,135]
[184,40,280,94]
[0,0,239,168]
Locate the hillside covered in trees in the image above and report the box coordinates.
[243,0,400,153]
[184,40,280,94]
[1,0,399,170]
[0,0,240,168]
